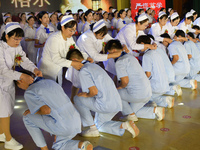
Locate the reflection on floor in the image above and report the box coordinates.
[1,79,200,150]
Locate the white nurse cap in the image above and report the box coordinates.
[185,12,193,18]
[171,12,179,20]
[190,9,196,14]
[26,15,33,21]
[112,9,117,13]
[48,13,53,18]
[58,13,63,18]
[61,15,74,26]
[5,22,21,34]
[3,16,10,23]
[158,11,166,18]
[168,8,172,13]
[138,13,148,22]
[102,10,107,15]
[125,8,129,12]
[93,19,106,32]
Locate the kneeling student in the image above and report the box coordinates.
[67,49,139,138]
[137,35,175,109]
[105,39,165,121]
[15,71,92,150]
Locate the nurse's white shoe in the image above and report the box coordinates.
[122,121,139,138]
[0,133,5,142]
[173,85,182,96]
[155,107,165,121]
[80,141,93,150]
[4,138,23,150]
[166,96,174,108]
[190,79,197,90]
[81,126,100,137]
[119,114,138,122]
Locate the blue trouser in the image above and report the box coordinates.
[150,93,168,108]
[74,95,125,136]
[188,68,200,82]
[23,114,80,150]
[118,89,156,119]
[174,74,192,88]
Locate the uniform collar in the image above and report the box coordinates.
[81,60,89,64]
[144,49,151,54]
[114,51,127,62]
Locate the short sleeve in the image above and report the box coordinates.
[24,90,46,114]
[142,54,153,72]
[79,68,95,92]
[115,59,128,80]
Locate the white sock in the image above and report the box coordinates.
[121,122,127,129]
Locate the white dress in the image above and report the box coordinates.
[35,24,55,64]
[49,22,58,32]
[0,41,36,117]
[178,21,196,34]
[24,25,37,64]
[82,21,91,33]
[166,22,179,39]
[111,17,118,38]
[78,21,84,34]
[148,22,168,42]
[0,24,6,39]
[116,18,126,31]
[124,16,133,24]
[38,31,88,86]
[104,19,112,36]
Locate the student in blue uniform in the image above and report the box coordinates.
[149,33,182,96]
[168,30,197,89]
[15,71,93,150]
[67,49,139,138]
[184,32,200,81]
[105,40,165,121]
[137,35,175,108]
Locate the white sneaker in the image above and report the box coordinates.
[0,133,5,142]
[119,114,138,122]
[81,126,100,137]
[190,79,197,90]
[166,96,174,108]
[5,138,23,150]
[155,107,165,121]
[173,85,182,96]
[80,141,93,150]
[122,121,139,138]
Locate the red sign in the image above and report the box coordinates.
[131,0,166,21]
[160,128,170,132]
[182,115,191,119]
[129,147,140,150]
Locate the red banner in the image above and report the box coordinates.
[131,0,166,21]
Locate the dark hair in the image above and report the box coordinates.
[118,9,125,18]
[159,14,168,20]
[84,10,92,21]
[171,16,180,22]
[109,6,113,10]
[98,8,103,11]
[114,9,118,14]
[66,10,72,13]
[187,32,195,39]
[193,12,197,16]
[4,17,11,23]
[136,18,149,24]
[78,9,83,13]
[66,49,84,60]
[38,11,48,24]
[175,30,185,37]
[138,9,144,15]
[136,35,151,44]
[27,15,34,21]
[57,20,77,31]
[160,8,166,12]
[147,34,155,41]
[1,28,24,42]
[105,39,123,53]
[126,9,131,13]
[192,25,200,30]
[90,23,108,36]
[160,33,171,39]
[186,16,194,21]
[14,69,35,86]
[3,12,11,17]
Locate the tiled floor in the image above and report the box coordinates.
[1,79,200,150]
